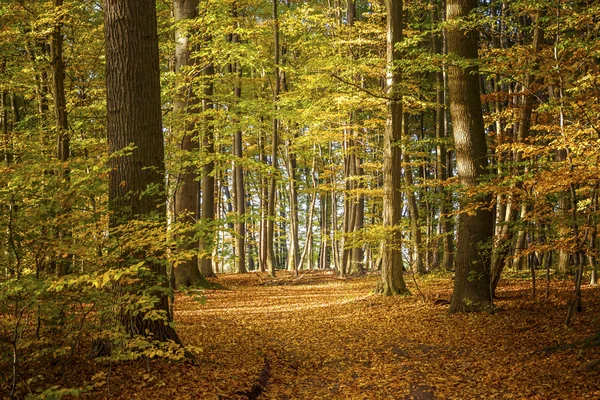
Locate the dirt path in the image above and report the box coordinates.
[111,273,600,399]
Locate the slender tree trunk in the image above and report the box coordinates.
[446,0,493,313]
[299,157,318,269]
[52,0,69,167]
[172,0,210,287]
[266,0,280,276]
[285,139,300,274]
[259,130,268,272]
[2,90,10,165]
[379,0,408,296]
[232,59,247,274]
[351,154,365,274]
[50,0,72,277]
[403,113,425,274]
[319,152,331,270]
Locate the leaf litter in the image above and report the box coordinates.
[84,272,600,399]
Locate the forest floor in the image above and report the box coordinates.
[91,271,600,399]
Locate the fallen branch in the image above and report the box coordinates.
[236,357,271,400]
[575,359,600,371]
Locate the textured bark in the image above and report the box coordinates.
[105,0,180,342]
[172,0,209,287]
[446,0,493,313]
[379,0,408,296]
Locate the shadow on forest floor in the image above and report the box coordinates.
[82,272,600,399]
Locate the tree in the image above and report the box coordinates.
[266,0,280,276]
[379,0,408,296]
[446,0,493,313]
[50,0,71,276]
[105,0,181,341]
[172,0,210,287]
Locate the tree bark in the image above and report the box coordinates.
[266,0,280,276]
[231,45,247,274]
[172,0,210,287]
[199,63,217,278]
[403,113,425,274]
[105,0,180,342]
[50,0,71,277]
[446,0,493,313]
[286,139,300,274]
[379,0,409,296]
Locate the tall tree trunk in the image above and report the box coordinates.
[379,0,408,296]
[319,150,332,270]
[403,113,425,274]
[104,0,180,342]
[1,89,10,165]
[351,151,365,274]
[232,57,247,274]
[51,0,69,167]
[299,158,318,269]
[172,0,209,287]
[341,135,356,276]
[266,0,280,276]
[198,63,216,278]
[285,139,300,273]
[446,0,493,313]
[259,129,268,272]
[50,0,71,277]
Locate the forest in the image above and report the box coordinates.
[1,0,600,398]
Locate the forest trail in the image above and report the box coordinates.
[108,273,600,399]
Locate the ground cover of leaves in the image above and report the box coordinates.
[96,272,600,399]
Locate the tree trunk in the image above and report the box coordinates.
[199,64,216,278]
[51,0,71,277]
[104,0,180,342]
[432,2,454,270]
[403,113,425,274]
[259,129,268,272]
[172,0,210,287]
[446,0,493,313]
[319,152,332,270]
[232,57,247,274]
[286,139,300,274]
[266,0,280,276]
[379,0,409,296]
[1,90,10,165]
